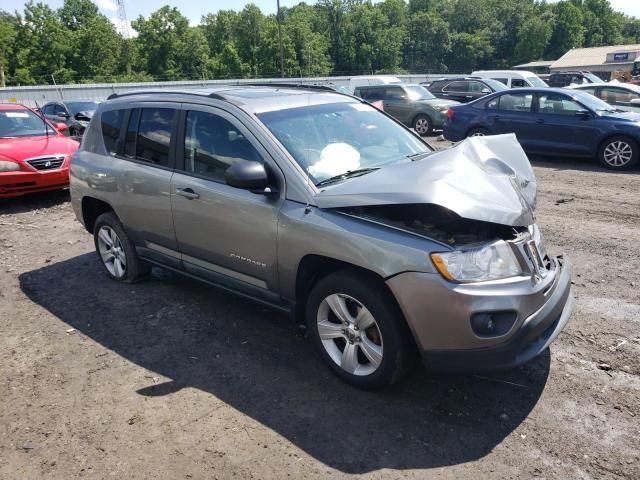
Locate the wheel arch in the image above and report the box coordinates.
[81,196,115,234]
[293,254,402,326]
[465,125,491,137]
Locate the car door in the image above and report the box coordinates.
[485,92,537,149]
[382,86,412,123]
[533,91,596,155]
[108,104,180,266]
[441,81,471,102]
[170,106,283,296]
[467,80,492,101]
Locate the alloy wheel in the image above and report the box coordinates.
[316,293,383,376]
[603,140,633,167]
[97,225,127,278]
[414,118,430,135]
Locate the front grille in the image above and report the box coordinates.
[26,155,66,171]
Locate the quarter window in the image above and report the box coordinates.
[511,79,527,88]
[132,108,175,167]
[538,93,581,115]
[183,111,262,182]
[496,93,533,112]
[101,109,125,155]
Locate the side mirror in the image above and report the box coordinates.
[55,122,69,133]
[57,112,69,119]
[630,98,640,106]
[481,88,491,94]
[575,110,591,119]
[225,161,276,195]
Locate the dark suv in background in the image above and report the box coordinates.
[354,83,458,135]
[547,71,601,87]
[42,100,100,138]
[424,77,508,103]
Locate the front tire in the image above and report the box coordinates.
[93,212,151,283]
[467,127,491,137]
[598,136,638,170]
[306,270,415,389]
[412,114,433,136]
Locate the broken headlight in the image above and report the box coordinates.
[431,240,522,283]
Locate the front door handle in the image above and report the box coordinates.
[536,118,545,124]
[175,187,200,200]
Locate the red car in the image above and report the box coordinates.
[0,103,79,198]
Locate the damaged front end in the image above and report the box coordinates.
[318,134,548,283]
[315,134,537,228]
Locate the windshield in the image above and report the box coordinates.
[257,101,431,185]
[67,101,99,115]
[0,109,55,138]
[571,90,617,112]
[527,76,548,87]
[483,79,508,91]
[404,85,435,100]
[583,72,601,83]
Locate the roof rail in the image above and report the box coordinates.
[106,90,226,101]
[242,82,339,92]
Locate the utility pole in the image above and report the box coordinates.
[276,0,285,77]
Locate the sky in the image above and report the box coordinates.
[3,0,640,30]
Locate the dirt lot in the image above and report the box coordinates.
[1,143,639,479]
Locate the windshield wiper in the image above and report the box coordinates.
[315,167,379,187]
[406,151,433,161]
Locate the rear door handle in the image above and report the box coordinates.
[536,118,545,124]
[175,187,200,200]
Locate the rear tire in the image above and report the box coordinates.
[306,270,416,389]
[598,136,638,170]
[93,212,151,283]
[412,115,433,136]
[467,127,491,137]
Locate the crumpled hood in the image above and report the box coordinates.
[314,134,537,227]
[0,135,78,163]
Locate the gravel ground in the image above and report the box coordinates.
[0,141,639,479]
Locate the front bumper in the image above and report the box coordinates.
[386,255,574,372]
[0,167,70,198]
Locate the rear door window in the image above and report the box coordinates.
[497,93,533,112]
[364,88,385,101]
[101,109,125,155]
[599,87,640,107]
[444,81,469,92]
[126,108,176,167]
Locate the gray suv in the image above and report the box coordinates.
[70,86,573,388]
[354,84,458,135]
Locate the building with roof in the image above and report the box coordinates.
[549,44,640,78]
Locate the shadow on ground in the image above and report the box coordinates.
[20,253,550,474]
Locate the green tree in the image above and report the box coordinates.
[0,11,17,87]
[17,1,73,84]
[546,1,585,59]
[514,16,552,63]
[132,6,209,80]
[406,11,450,73]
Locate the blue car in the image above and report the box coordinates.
[443,87,640,170]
